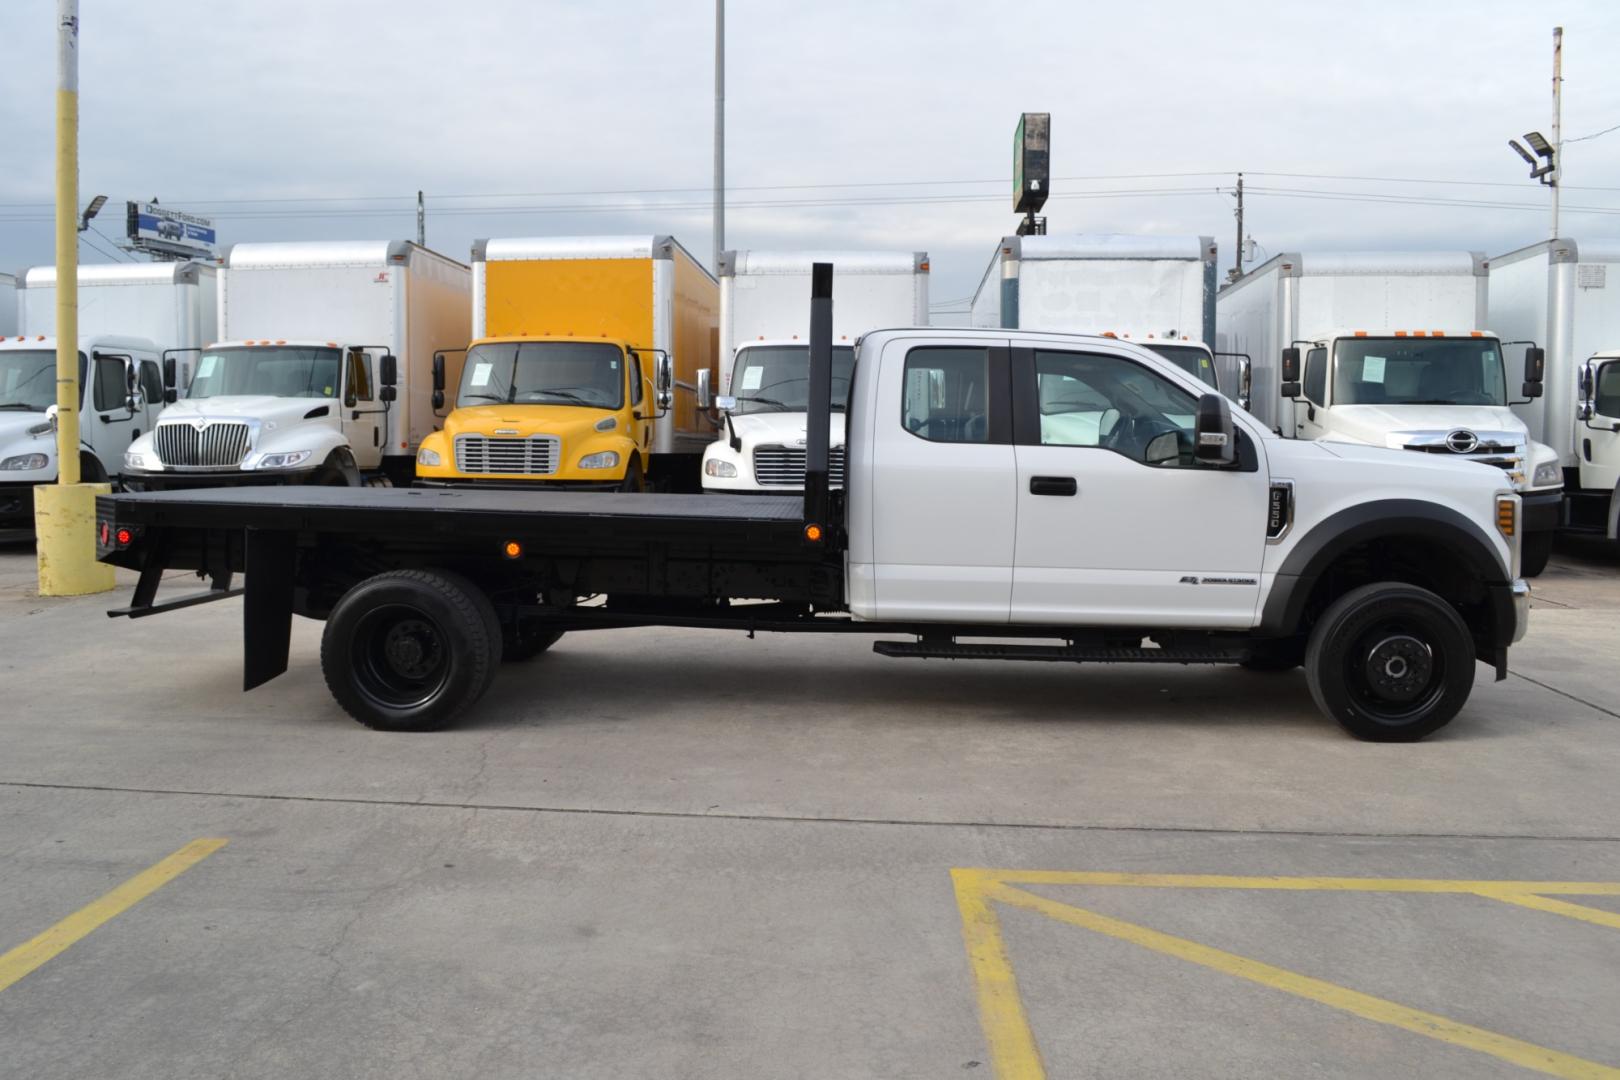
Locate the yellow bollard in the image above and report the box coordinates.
[35,483,114,595]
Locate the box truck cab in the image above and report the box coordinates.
[1218,253,1563,575]
[416,236,715,491]
[0,334,166,538]
[1576,350,1620,536]
[700,250,927,492]
[122,241,470,489]
[415,335,670,490]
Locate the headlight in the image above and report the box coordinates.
[1533,462,1561,487]
[578,451,620,470]
[417,447,442,466]
[124,451,148,471]
[256,450,314,470]
[704,458,738,478]
[1,453,49,471]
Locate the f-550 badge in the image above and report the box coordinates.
[1179,575,1258,585]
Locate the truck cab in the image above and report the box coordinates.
[123,339,398,488]
[414,336,671,490]
[1282,329,1563,573]
[1575,350,1620,537]
[700,339,852,492]
[0,334,165,537]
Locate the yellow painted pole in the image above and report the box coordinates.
[35,0,112,596]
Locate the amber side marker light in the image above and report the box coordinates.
[803,524,824,543]
[502,540,523,559]
[1496,498,1517,537]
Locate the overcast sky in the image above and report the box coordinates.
[2,1,1618,318]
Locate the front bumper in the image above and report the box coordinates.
[122,468,323,491]
[0,481,36,538]
[415,477,624,492]
[1521,489,1562,534]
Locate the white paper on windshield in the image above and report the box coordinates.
[1362,355,1386,383]
[740,366,764,390]
[470,362,494,387]
[196,354,218,379]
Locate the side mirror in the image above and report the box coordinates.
[380,353,398,386]
[124,362,141,412]
[656,354,674,411]
[1238,357,1253,412]
[162,357,176,389]
[696,368,713,409]
[1522,345,1545,399]
[1194,392,1237,466]
[431,353,446,411]
[45,403,59,433]
[1578,363,1595,420]
[1280,347,1301,399]
[1145,430,1180,466]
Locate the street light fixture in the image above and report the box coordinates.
[1508,132,1556,184]
[78,193,107,232]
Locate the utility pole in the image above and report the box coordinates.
[1230,173,1245,282]
[1550,26,1562,239]
[713,0,724,273]
[416,190,425,247]
[37,0,112,595]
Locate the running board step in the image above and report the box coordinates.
[872,641,1239,664]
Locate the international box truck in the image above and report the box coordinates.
[970,234,1229,395]
[98,265,1529,742]
[700,249,928,492]
[0,261,217,537]
[1488,238,1620,543]
[1217,251,1563,575]
[414,235,718,492]
[122,241,471,490]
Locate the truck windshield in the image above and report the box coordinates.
[188,347,342,400]
[459,342,624,409]
[730,345,855,414]
[1142,343,1219,390]
[1333,338,1506,407]
[0,350,77,411]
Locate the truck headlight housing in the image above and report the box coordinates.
[1532,462,1561,487]
[704,458,738,478]
[417,447,442,467]
[1,453,49,471]
[578,451,619,470]
[123,451,148,471]
[256,450,314,470]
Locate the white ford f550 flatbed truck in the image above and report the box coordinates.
[96,266,1529,742]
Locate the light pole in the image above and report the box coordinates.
[713,0,724,274]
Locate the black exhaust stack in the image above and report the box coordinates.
[803,262,833,537]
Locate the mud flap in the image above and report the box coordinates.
[244,528,296,691]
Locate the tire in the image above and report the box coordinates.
[1240,638,1305,672]
[320,569,501,731]
[503,629,564,662]
[620,455,645,493]
[1304,582,1476,742]
[1521,532,1553,577]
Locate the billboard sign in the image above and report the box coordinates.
[1014,113,1050,214]
[126,201,217,258]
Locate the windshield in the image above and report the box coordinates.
[730,345,855,415]
[458,342,624,409]
[1142,343,1219,390]
[0,350,78,411]
[1333,338,1506,407]
[188,346,342,400]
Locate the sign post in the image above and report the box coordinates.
[1013,113,1049,236]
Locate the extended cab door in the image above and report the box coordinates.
[84,351,148,476]
[1009,345,1270,627]
[343,348,384,470]
[869,338,1015,622]
[1585,357,1620,497]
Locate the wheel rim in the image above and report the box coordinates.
[352,603,451,709]
[1345,621,1445,724]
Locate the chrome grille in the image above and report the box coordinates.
[454,434,560,475]
[752,444,846,487]
[1403,441,1522,472]
[153,421,252,468]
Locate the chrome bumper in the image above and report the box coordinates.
[1511,579,1530,644]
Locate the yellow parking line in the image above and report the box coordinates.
[977,869,1620,895]
[0,838,227,994]
[1483,892,1620,932]
[952,870,1044,1080]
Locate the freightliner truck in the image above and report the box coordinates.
[95,266,1529,743]
[1217,251,1564,575]
[970,234,1233,397]
[1488,238,1620,545]
[0,261,217,538]
[414,236,716,492]
[701,249,928,492]
[123,241,471,490]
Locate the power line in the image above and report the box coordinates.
[90,225,135,261]
[1565,120,1620,144]
[78,231,125,263]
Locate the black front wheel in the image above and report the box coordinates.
[1521,532,1553,577]
[1305,583,1476,742]
[321,569,500,731]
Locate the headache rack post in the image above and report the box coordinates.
[803,261,833,531]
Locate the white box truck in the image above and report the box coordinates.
[1217,252,1563,574]
[1489,238,1620,542]
[123,241,471,490]
[0,261,217,537]
[700,249,928,492]
[0,272,16,338]
[969,234,1229,395]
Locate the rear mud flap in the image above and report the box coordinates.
[244,529,296,691]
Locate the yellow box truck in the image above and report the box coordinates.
[414,235,719,491]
